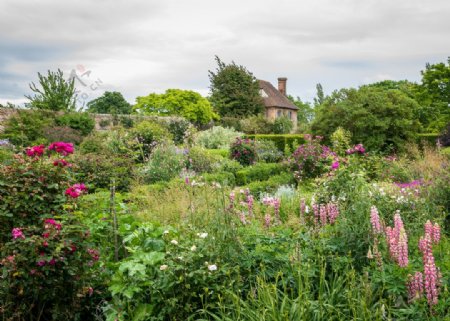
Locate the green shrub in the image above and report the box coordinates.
[218,116,242,131]
[230,137,257,166]
[272,116,293,134]
[244,172,295,195]
[188,146,223,173]
[417,133,439,145]
[216,158,243,175]
[244,134,306,152]
[235,162,286,185]
[331,126,352,156]
[79,132,108,154]
[72,153,135,191]
[167,118,192,145]
[140,143,185,183]
[202,171,236,186]
[239,115,273,134]
[119,116,134,128]
[1,109,54,146]
[204,148,229,158]
[194,126,242,149]
[131,121,171,160]
[55,112,95,136]
[255,139,284,163]
[42,126,83,145]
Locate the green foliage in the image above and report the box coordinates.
[1,109,54,146]
[208,56,264,117]
[42,126,83,145]
[55,112,95,136]
[87,91,132,114]
[72,153,135,191]
[244,172,295,195]
[131,121,171,160]
[312,86,421,152]
[288,95,315,125]
[140,144,185,183]
[218,116,243,131]
[235,163,286,185]
[239,115,273,134]
[134,89,218,125]
[244,134,306,152]
[194,126,243,150]
[202,171,236,186]
[272,115,294,134]
[255,139,284,163]
[230,137,257,166]
[417,133,439,145]
[187,146,224,173]
[25,69,76,111]
[166,118,192,145]
[331,126,352,156]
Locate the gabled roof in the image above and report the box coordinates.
[259,80,298,111]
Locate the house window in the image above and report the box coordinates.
[277,110,282,118]
[288,111,292,119]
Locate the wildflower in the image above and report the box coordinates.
[208,264,217,271]
[229,192,235,208]
[65,183,87,198]
[48,142,74,156]
[397,228,409,267]
[424,254,439,306]
[12,228,25,240]
[264,213,271,228]
[327,203,339,224]
[160,264,168,271]
[432,223,440,244]
[407,272,424,302]
[185,177,190,185]
[319,204,327,226]
[25,144,45,157]
[170,240,178,245]
[190,245,197,251]
[163,230,169,235]
[312,203,319,226]
[370,206,382,234]
[197,232,208,239]
[247,194,254,217]
[300,199,306,216]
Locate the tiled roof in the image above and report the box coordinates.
[259,80,298,110]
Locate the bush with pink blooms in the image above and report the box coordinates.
[0,142,100,320]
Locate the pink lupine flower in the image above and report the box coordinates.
[432,223,440,244]
[12,228,25,240]
[65,183,87,198]
[397,228,409,267]
[273,198,281,220]
[247,194,254,217]
[424,254,439,306]
[185,177,190,185]
[229,192,235,209]
[48,142,74,156]
[385,226,398,260]
[327,203,339,224]
[319,204,327,226]
[424,220,433,238]
[264,213,271,228]
[313,203,319,226]
[407,272,424,302]
[26,144,45,157]
[300,199,306,216]
[370,206,382,234]
[393,211,404,240]
[239,212,247,225]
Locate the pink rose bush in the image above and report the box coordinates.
[0,142,99,319]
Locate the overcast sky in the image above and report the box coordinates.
[1,0,449,107]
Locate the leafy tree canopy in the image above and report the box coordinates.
[133,89,218,125]
[311,86,421,152]
[288,95,315,124]
[86,91,132,114]
[208,56,264,117]
[25,69,76,111]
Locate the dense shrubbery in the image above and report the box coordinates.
[245,134,305,152]
[140,143,185,183]
[235,162,286,185]
[230,137,257,166]
[194,126,242,149]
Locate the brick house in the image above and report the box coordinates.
[259,77,298,130]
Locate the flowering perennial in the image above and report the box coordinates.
[370,206,382,234]
[12,228,25,240]
[65,183,87,198]
[385,212,408,267]
[346,143,366,155]
[25,144,45,157]
[48,142,74,156]
[407,272,424,303]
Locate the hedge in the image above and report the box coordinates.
[202,171,235,186]
[244,134,306,152]
[235,162,286,186]
[243,173,295,196]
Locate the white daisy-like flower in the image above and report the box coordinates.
[191,245,197,251]
[163,230,169,235]
[160,264,168,271]
[208,264,217,271]
[197,233,208,239]
[170,240,178,245]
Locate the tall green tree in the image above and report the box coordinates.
[133,89,218,125]
[418,58,450,131]
[25,69,76,111]
[208,56,264,117]
[87,91,132,114]
[312,86,421,152]
[313,83,325,107]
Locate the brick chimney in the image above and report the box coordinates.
[278,77,287,96]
